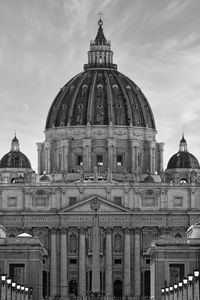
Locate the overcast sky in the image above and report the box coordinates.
[0,0,200,172]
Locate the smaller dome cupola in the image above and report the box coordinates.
[167,134,200,170]
[0,135,32,169]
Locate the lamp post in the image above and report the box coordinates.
[11,282,16,300]
[178,282,183,300]
[16,285,21,300]
[1,274,7,300]
[29,287,33,300]
[24,288,29,300]
[161,287,165,300]
[6,278,12,300]
[169,286,174,300]
[187,274,193,300]
[174,284,178,300]
[194,270,200,300]
[166,287,170,300]
[21,286,25,300]
[182,278,188,300]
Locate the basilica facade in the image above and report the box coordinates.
[0,19,200,300]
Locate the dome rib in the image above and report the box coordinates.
[112,71,133,125]
[67,73,88,126]
[104,71,114,123]
[87,71,98,124]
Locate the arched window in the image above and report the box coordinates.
[114,234,122,253]
[69,234,77,253]
[180,178,187,184]
[175,233,182,238]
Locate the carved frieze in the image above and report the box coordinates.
[138,189,160,207]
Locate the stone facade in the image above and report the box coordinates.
[0,19,200,300]
[0,227,46,300]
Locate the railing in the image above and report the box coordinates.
[0,273,32,300]
[161,270,200,300]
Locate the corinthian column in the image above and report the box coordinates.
[124,229,131,296]
[36,143,43,175]
[60,228,68,300]
[79,229,86,296]
[92,212,100,292]
[50,228,57,299]
[105,228,112,297]
[83,139,92,172]
[134,228,141,298]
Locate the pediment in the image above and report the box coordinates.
[59,195,131,214]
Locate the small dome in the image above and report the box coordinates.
[0,151,31,169]
[167,152,200,169]
[0,136,31,169]
[167,135,200,169]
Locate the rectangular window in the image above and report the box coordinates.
[7,196,17,207]
[69,197,77,206]
[70,259,77,264]
[114,259,122,264]
[34,197,48,207]
[97,154,103,166]
[169,264,184,285]
[142,198,158,207]
[145,258,150,265]
[173,196,183,207]
[114,196,122,206]
[117,155,123,166]
[9,263,25,283]
[77,155,83,166]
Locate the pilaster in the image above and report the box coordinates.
[83,139,92,172]
[79,229,86,296]
[60,228,68,299]
[50,228,57,299]
[105,228,112,297]
[134,228,141,298]
[123,228,131,296]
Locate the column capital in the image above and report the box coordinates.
[60,227,67,234]
[124,228,131,234]
[105,227,112,234]
[50,227,58,234]
[79,228,86,234]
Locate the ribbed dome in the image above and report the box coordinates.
[0,136,31,169]
[167,135,200,169]
[0,151,31,169]
[46,70,155,129]
[45,19,155,129]
[167,152,200,169]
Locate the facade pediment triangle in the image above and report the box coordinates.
[59,195,131,214]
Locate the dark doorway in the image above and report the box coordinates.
[69,279,77,299]
[114,280,122,299]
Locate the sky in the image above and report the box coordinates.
[0,0,200,172]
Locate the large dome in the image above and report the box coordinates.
[45,20,155,129]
